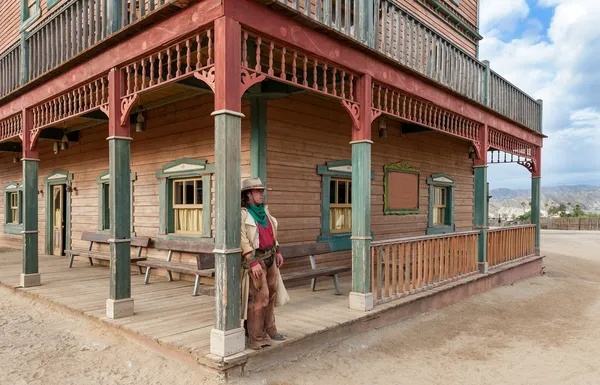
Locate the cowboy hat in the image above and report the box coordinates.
[241,177,271,192]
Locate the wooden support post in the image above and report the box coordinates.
[209,16,246,358]
[474,125,488,273]
[250,98,267,198]
[106,68,134,319]
[532,148,542,255]
[358,0,375,48]
[20,108,40,288]
[349,75,374,311]
[19,32,30,86]
[482,60,490,107]
[106,0,123,36]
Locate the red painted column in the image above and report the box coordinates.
[210,16,246,357]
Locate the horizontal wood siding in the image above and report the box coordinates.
[266,94,474,277]
[394,0,478,56]
[0,94,251,272]
[0,2,21,53]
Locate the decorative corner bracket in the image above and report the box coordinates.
[120,94,140,126]
[241,69,266,95]
[472,140,483,160]
[99,103,109,118]
[341,100,360,130]
[193,66,216,93]
[371,109,382,123]
[30,128,41,150]
[518,159,537,174]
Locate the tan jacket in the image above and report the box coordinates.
[240,205,289,320]
[240,206,280,265]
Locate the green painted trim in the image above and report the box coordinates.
[156,234,215,243]
[320,175,332,236]
[156,158,213,237]
[47,0,60,9]
[4,223,24,234]
[19,32,29,85]
[426,173,456,233]
[20,0,41,32]
[43,170,73,255]
[250,99,267,191]
[96,170,135,233]
[317,234,352,252]
[384,161,420,215]
[351,141,372,294]
[4,182,23,230]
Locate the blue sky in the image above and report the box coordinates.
[480,0,600,189]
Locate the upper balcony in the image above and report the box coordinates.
[0,0,543,134]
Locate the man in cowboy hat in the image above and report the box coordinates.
[240,177,288,350]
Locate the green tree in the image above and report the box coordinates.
[572,204,585,217]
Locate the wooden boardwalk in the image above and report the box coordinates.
[0,249,358,368]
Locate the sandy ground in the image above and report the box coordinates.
[1,230,600,385]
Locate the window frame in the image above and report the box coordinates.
[96,170,136,235]
[172,177,204,235]
[329,177,352,234]
[155,159,214,242]
[47,0,61,9]
[317,160,374,251]
[20,0,41,32]
[4,182,24,234]
[426,173,456,235]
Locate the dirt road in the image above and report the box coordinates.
[1,230,599,385]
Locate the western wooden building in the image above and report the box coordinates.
[0,0,544,361]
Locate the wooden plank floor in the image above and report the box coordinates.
[0,249,358,364]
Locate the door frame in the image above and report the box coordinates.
[44,170,73,255]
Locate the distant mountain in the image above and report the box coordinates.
[488,185,600,218]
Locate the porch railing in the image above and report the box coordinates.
[371,231,479,304]
[3,0,173,96]
[0,41,21,98]
[268,0,542,133]
[541,217,600,231]
[487,225,535,268]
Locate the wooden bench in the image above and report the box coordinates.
[65,232,150,272]
[136,239,215,296]
[279,242,350,295]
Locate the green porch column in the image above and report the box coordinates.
[532,176,541,255]
[107,137,133,313]
[105,67,134,319]
[209,16,246,358]
[350,140,373,310]
[21,159,40,287]
[21,109,40,288]
[474,165,488,273]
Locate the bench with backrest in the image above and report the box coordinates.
[279,242,351,295]
[64,232,150,271]
[136,239,215,296]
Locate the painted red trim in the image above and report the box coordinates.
[474,124,488,167]
[0,0,223,120]
[532,147,541,178]
[226,0,542,147]
[22,109,38,158]
[356,75,372,142]
[108,69,130,138]
[214,17,242,112]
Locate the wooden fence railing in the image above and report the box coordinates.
[541,217,600,231]
[487,225,535,268]
[267,0,542,134]
[371,231,479,304]
[0,41,21,98]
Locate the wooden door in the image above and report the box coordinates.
[52,185,65,256]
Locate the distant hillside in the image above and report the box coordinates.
[489,185,600,218]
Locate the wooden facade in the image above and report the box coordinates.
[0,0,544,359]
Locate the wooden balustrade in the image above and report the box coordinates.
[25,0,171,81]
[490,71,542,134]
[269,0,542,134]
[0,41,21,98]
[370,231,479,304]
[487,225,535,268]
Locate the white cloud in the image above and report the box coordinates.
[480,0,600,189]
[480,0,530,37]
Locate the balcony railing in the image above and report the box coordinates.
[0,0,173,100]
[268,0,542,133]
[487,225,535,268]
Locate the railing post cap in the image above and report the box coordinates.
[482,59,490,66]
